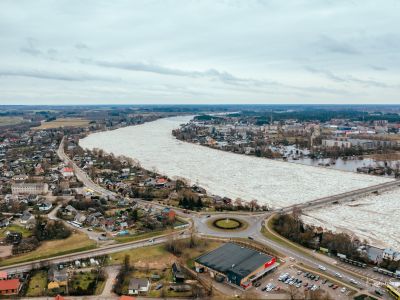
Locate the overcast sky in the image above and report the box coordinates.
[0,0,399,105]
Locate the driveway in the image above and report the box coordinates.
[101,265,121,297]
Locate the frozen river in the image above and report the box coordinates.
[303,188,400,249]
[79,116,392,208]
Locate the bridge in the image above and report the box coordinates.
[281,179,400,213]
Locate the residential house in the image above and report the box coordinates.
[128,278,150,295]
[64,205,77,216]
[74,213,86,224]
[59,180,70,190]
[159,208,176,223]
[12,174,28,182]
[20,211,34,225]
[118,222,128,230]
[34,164,44,175]
[27,194,40,204]
[48,265,68,289]
[119,296,136,300]
[0,218,10,228]
[155,178,167,187]
[0,279,22,295]
[38,201,53,211]
[61,167,74,178]
[383,248,400,261]
[172,262,185,283]
[103,218,116,231]
[86,212,103,227]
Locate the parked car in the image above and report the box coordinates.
[318,265,327,271]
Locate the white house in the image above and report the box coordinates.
[38,201,53,211]
[128,278,150,295]
[61,167,74,177]
[383,248,400,261]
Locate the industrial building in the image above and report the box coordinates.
[195,243,277,289]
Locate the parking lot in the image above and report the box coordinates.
[251,263,354,299]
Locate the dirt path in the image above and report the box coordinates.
[101,265,120,297]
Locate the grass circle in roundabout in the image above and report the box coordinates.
[212,218,243,230]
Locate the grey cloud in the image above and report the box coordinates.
[47,48,58,55]
[75,43,89,50]
[305,67,347,83]
[306,67,390,88]
[20,38,42,56]
[370,65,387,71]
[83,58,283,88]
[0,68,119,82]
[83,58,354,96]
[316,35,360,55]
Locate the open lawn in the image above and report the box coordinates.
[0,224,32,238]
[0,232,96,266]
[26,270,47,297]
[0,116,24,127]
[69,270,105,295]
[70,271,96,290]
[33,118,90,130]
[109,244,174,267]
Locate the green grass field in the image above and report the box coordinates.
[25,270,47,297]
[214,218,241,229]
[0,224,32,238]
[70,272,96,291]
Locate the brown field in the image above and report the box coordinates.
[369,152,400,161]
[33,118,90,130]
[0,116,24,127]
[109,244,175,268]
[0,246,12,259]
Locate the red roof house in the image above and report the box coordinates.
[0,278,21,295]
[119,296,136,300]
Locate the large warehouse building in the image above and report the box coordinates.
[195,243,277,289]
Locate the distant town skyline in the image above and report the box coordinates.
[0,0,399,105]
